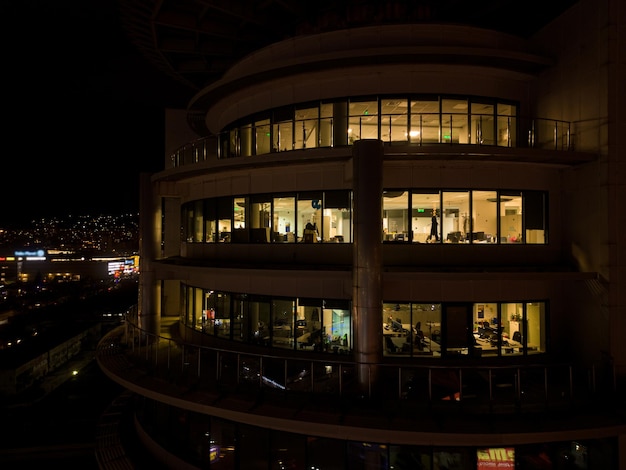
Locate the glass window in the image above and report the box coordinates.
[273,195,296,243]
[270,431,306,470]
[272,298,295,349]
[255,118,271,155]
[273,119,293,152]
[413,303,442,356]
[231,293,246,342]
[295,299,324,352]
[525,191,547,244]
[319,102,334,147]
[214,292,231,339]
[240,123,253,157]
[501,302,524,356]
[380,97,409,143]
[323,190,352,243]
[238,423,269,470]
[389,445,431,469]
[192,200,204,243]
[347,441,388,470]
[183,284,192,328]
[442,98,469,144]
[324,300,351,354]
[295,105,319,150]
[383,190,409,242]
[193,287,203,332]
[500,192,523,243]
[497,103,517,147]
[383,302,411,356]
[249,296,271,346]
[470,102,495,145]
[297,191,323,243]
[182,203,193,242]
[526,302,546,354]
[228,128,238,158]
[472,303,499,357]
[411,191,441,243]
[433,447,474,470]
[232,197,248,243]
[217,197,232,243]
[249,195,271,243]
[308,437,346,470]
[442,191,470,242]
[443,304,472,356]
[411,97,440,144]
[349,99,378,143]
[204,290,216,335]
[471,190,497,243]
[205,199,217,242]
[210,418,237,468]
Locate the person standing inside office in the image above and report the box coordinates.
[427,209,439,242]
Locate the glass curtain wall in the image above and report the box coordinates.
[183,285,545,358]
[217,95,520,156]
[182,189,543,245]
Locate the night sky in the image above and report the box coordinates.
[1,1,191,227]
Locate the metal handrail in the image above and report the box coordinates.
[169,115,575,168]
[100,310,623,416]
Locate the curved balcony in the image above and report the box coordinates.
[170,115,584,170]
[97,309,626,444]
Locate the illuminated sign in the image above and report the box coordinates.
[477,448,514,469]
[209,445,220,463]
[15,249,46,257]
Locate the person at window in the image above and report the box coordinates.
[426,209,439,242]
[414,321,425,350]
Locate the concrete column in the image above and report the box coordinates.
[352,139,384,398]
[138,172,160,337]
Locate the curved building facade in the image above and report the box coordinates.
[99,1,626,468]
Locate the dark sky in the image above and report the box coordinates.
[1,1,191,227]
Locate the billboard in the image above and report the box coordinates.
[477,447,514,469]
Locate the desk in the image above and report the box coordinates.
[474,334,523,354]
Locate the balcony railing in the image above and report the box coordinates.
[169,115,574,168]
[97,309,625,417]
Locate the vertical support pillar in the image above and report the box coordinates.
[138,172,160,338]
[352,139,384,398]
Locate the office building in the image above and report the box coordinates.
[97,1,626,468]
